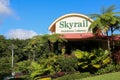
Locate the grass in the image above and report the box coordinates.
[54,72,91,80]
[80,72,120,80]
[54,72,120,80]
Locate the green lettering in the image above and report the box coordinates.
[69,23,73,29]
[59,20,89,28]
[65,21,69,28]
[59,21,65,28]
[74,23,79,27]
[86,20,88,27]
[78,23,82,27]
[83,20,85,27]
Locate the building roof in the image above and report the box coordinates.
[61,33,95,40]
[109,36,120,40]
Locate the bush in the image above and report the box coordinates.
[95,63,120,75]
[95,64,116,75]
[0,57,12,74]
[72,48,111,73]
[15,60,31,74]
[56,56,78,73]
[115,64,120,71]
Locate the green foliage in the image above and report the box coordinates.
[72,48,111,73]
[115,63,120,71]
[0,35,11,57]
[15,54,61,79]
[56,56,78,73]
[89,5,120,36]
[38,54,62,74]
[15,60,31,74]
[9,39,30,61]
[81,72,120,80]
[95,63,120,75]
[15,60,53,79]
[29,61,44,78]
[0,56,12,74]
[0,35,7,54]
[24,55,77,79]
[95,64,116,75]
[24,36,47,61]
[55,72,91,80]
[0,56,12,80]
[24,34,66,61]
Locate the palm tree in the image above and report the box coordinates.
[89,5,120,36]
[89,5,120,50]
[88,5,120,50]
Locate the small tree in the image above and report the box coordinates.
[24,34,67,60]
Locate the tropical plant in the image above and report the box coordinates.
[24,34,66,61]
[56,56,78,73]
[89,5,120,36]
[44,34,67,54]
[9,39,30,61]
[0,56,12,74]
[24,35,47,61]
[89,5,120,51]
[15,60,31,74]
[38,54,64,74]
[72,48,111,73]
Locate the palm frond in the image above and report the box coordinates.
[101,6,106,14]
[105,5,116,13]
[114,12,120,14]
[87,14,100,19]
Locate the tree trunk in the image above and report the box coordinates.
[106,31,111,51]
[107,38,110,50]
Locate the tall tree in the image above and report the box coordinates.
[89,5,120,36]
[89,5,120,50]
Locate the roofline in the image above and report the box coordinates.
[48,13,94,31]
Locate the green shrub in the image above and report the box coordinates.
[15,60,31,74]
[0,57,12,73]
[72,48,111,73]
[56,56,78,73]
[95,63,120,75]
[95,64,116,75]
[115,64,120,71]
[38,54,63,74]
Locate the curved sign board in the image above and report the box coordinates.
[49,13,93,34]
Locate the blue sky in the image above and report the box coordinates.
[0,0,120,39]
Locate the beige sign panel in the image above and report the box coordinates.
[49,13,93,34]
[56,17,92,33]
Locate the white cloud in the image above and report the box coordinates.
[7,29,38,40]
[0,0,13,15]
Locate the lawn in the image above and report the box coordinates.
[80,72,120,80]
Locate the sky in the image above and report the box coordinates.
[0,0,120,39]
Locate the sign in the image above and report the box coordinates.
[55,16,92,33]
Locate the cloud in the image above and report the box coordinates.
[0,0,13,15]
[7,29,38,40]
